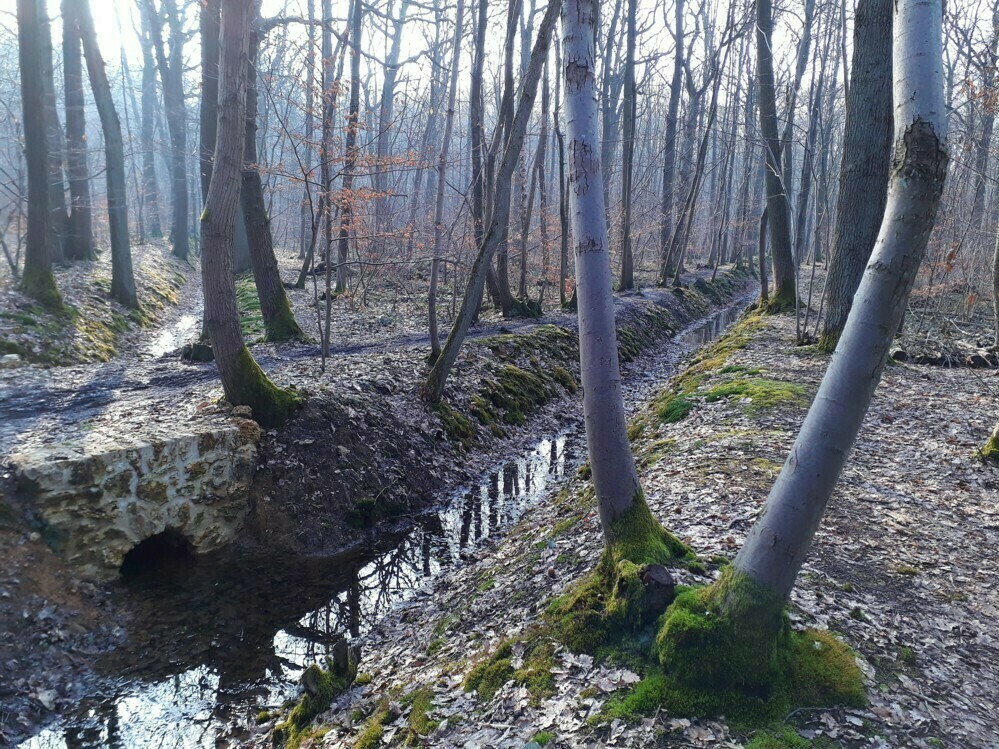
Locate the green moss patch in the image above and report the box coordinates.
[464,637,558,702]
[433,401,476,449]
[617,568,868,727]
[403,688,438,744]
[702,378,806,414]
[273,655,360,748]
[979,426,999,463]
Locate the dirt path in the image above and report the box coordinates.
[0,269,727,458]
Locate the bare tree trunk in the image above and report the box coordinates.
[373,0,412,246]
[554,39,571,307]
[423,0,559,402]
[40,8,67,263]
[993,227,999,349]
[702,0,947,645]
[62,0,95,261]
[335,0,363,295]
[819,0,892,351]
[755,0,796,309]
[144,0,190,260]
[617,0,637,290]
[658,0,685,284]
[428,0,467,362]
[242,10,304,342]
[16,0,61,307]
[201,0,297,427]
[139,13,163,238]
[558,0,686,569]
[75,0,138,308]
[297,0,316,259]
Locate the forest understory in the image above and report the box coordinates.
[251,310,998,749]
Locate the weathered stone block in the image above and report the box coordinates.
[9,422,262,581]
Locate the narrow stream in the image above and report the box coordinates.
[18,297,750,749]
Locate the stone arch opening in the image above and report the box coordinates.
[120,529,195,577]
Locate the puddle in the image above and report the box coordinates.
[18,295,752,749]
[146,313,200,359]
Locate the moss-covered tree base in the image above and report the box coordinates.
[979,425,999,462]
[273,644,360,748]
[264,304,307,343]
[634,567,867,726]
[548,498,690,653]
[759,279,799,315]
[230,347,300,427]
[19,266,63,311]
[816,329,840,354]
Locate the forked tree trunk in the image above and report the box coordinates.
[428,0,466,362]
[62,0,95,261]
[242,11,304,342]
[201,0,297,428]
[423,0,560,403]
[75,0,138,308]
[731,0,948,623]
[819,0,893,351]
[17,0,61,308]
[755,0,796,308]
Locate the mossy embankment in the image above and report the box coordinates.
[251,268,753,557]
[0,244,188,366]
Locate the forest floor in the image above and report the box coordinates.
[259,310,999,749]
[0,254,753,746]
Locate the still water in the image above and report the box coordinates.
[20,297,750,749]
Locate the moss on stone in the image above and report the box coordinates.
[552,366,579,393]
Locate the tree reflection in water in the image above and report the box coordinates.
[19,433,576,749]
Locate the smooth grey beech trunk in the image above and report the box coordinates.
[819,0,892,351]
[428,0,466,361]
[422,0,560,402]
[563,0,641,525]
[75,0,138,309]
[733,0,948,604]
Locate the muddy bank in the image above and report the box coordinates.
[245,268,753,557]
